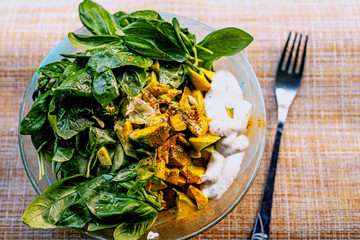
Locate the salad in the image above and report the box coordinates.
[19,1,253,239]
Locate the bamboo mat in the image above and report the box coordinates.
[1,0,360,239]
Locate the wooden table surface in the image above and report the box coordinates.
[1,0,359,239]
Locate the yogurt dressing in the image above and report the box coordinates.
[202,70,252,199]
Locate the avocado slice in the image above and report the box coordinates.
[114,120,138,159]
[97,146,112,166]
[188,134,220,152]
[129,122,170,148]
[189,69,211,92]
[174,189,198,220]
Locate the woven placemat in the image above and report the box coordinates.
[1,0,359,239]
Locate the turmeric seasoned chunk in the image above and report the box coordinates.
[189,134,220,152]
[187,185,208,210]
[174,189,198,220]
[168,145,191,167]
[177,175,187,187]
[170,114,187,131]
[165,168,180,185]
[189,69,211,92]
[186,166,205,184]
[130,122,170,148]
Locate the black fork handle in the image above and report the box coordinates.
[251,121,284,240]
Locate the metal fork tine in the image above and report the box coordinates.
[277,32,291,72]
[298,35,308,76]
[292,34,302,74]
[285,33,298,72]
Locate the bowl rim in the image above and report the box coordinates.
[18,11,266,239]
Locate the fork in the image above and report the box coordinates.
[251,32,308,240]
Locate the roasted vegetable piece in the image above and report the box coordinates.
[187,185,208,210]
[189,68,211,92]
[191,90,204,109]
[169,114,187,131]
[114,121,137,159]
[150,177,168,191]
[198,67,214,82]
[177,175,187,187]
[174,189,198,220]
[189,134,220,152]
[168,145,192,167]
[130,122,171,148]
[150,60,160,73]
[164,167,180,185]
[97,146,112,166]
[186,166,205,184]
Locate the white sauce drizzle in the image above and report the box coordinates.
[202,70,252,199]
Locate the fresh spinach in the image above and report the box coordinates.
[86,48,153,73]
[54,69,93,99]
[68,32,122,50]
[117,67,147,96]
[121,21,188,62]
[21,175,90,228]
[92,69,120,107]
[79,0,118,35]
[159,63,186,89]
[113,215,157,240]
[197,27,253,61]
[36,59,71,80]
[20,91,52,135]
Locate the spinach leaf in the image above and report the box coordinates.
[127,10,163,21]
[92,69,120,107]
[87,220,119,231]
[127,166,155,196]
[76,174,158,222]
[113,163,138,182]
[54,69,92,99]
[48,98,95,140]
[20,91,52,135]
[113,11,130,29]
[79,0,118,35]
[197,27,253,61]
[111,143,128,173]
[21,175,89,228]
[88,126,116,149]
[50,195,92,228]
[121,21,188,62]
[159,63,186,88]
[113,215,157,240]
[68,32,122,50]
[36,59,71,80]
[52,136,75,162]
[172,18,190,55]
[86,48,153,73]
[116,67,147,96]
[60,61,83,83]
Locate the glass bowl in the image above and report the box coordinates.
[19,12,266,240]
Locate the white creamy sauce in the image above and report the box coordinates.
[147,231,159,240]
[202,70,252,199]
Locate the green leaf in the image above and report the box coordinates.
[127,166,155,196]
[159,63,186,89]
[68,32,122,50]
[51,195,92,228]
[54,69,92,99]
[127,10,163,21]
[20,91,52,135]
[86,48,153,73]
[113,215,157,240]
[36,59,71,80]
[197,27,253,61]
[113,163,138,182]
[117,67,147,97]
[52,136,75,162]
[121,21,188,62]
[76,174,158,222]
[113,11,130,29]
[111,143,128,173]
[87,220,119,231]
[92,69,120,107]
[21,175,89,228]
[88,126,116,149]
[48,98,95,140]
[79,0,118,35]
